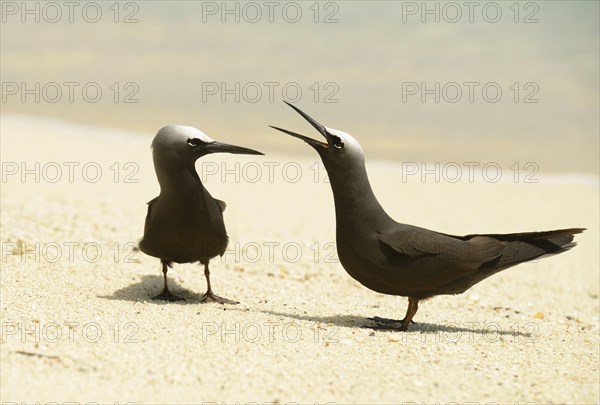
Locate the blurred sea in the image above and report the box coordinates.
[3,113,598,188]
[1,1,598,173]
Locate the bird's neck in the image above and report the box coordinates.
[324,159,390,231]
[155,160,207,197]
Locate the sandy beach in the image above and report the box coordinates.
[1,115,598,404]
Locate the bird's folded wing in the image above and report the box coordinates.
[377,229,504,272]
[215,199,227,212]
[143,197,159,232]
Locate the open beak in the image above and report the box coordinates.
[270,101,331,149]
[204,141,264,156]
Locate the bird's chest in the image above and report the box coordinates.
[336,228,410,295]
[337,232,383,276]
[164,194,225,235]
[143,195,227,263]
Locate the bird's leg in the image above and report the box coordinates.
[366,297,419,331]
[400,297,419,331]
[200,262,238,305]
[152,261,184,301]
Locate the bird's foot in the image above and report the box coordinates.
[368,316,416,324]
[201,291,239,305]
[152,289,184,302]
[365,316,415,331]
[368,316,403,324]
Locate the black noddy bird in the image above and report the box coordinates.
[271,102,585,331]
[139,125,263,303]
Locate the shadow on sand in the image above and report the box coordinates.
[101,279,533,337]
[254,309,534,337]
[98,275,206,303]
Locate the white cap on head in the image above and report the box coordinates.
[325,126,365,158]
[152,125,215,151]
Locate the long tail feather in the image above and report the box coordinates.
[478,228,585,270]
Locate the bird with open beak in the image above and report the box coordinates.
[271,102,584,331]
[139,125,264,302]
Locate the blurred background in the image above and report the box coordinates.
[1,0,598,173]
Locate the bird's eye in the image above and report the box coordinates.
[332,136,344,149]
[187,138,202,147]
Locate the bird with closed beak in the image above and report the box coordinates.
[139,125,264,303]
[271,102,585,331]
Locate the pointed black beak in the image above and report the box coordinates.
[270,101,331,149]
[204,141,264,156]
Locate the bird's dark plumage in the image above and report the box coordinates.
[139,125,263,302]
[272,102,585,330]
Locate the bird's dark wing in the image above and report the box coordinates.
[215,199,227,212]
[380,226,585,273]
[450,228,585,267]
[377,227,504,272]
[376,226,584,297]
[143,197,158,233]
[454,228,585,244]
